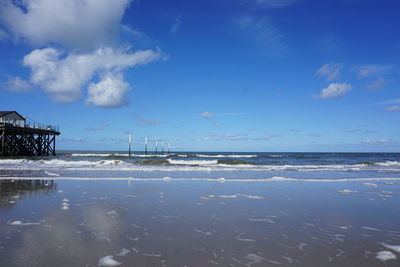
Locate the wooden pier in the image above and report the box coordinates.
[0,111,60,157]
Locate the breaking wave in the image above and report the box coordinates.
[1,176,400,182]
[0,159,399,173]
[166,159,218,165]
[196,154,257,158]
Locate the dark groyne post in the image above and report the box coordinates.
[128,134,132,157]
[145,137,148,155]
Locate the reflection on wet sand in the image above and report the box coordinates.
[0,180,399,266]
[0,179,56,209]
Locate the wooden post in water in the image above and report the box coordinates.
[128,134,132,157]
[155,139,158,154]
[145,137,148,155]
[168,143,171,154]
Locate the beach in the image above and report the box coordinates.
[1,152,400,266]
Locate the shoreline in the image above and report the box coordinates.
[2,176,400,182]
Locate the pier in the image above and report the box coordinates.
[0,111,60,156]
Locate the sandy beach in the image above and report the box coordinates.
[1,177,400,266]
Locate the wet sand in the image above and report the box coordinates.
[0,179,400,266]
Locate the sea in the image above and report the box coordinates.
[1,152,400,266]
[1,151,400,181]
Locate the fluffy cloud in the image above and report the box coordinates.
[353,65,393,78]
[316,62,342,82]
[23,47,160,104]
[0,0,163,108]
[86,73,130,108]
[314,82,352,99]
[3,76,33,93]
[201,112,215,119]
[386,106,400,112]
[0,0,131,50]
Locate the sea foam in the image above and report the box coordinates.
[167,159,218,165]
[98,256,121,266]
[376,251,397,261]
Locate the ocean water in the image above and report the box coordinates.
[1,152,400,266]
[0,151,399,181]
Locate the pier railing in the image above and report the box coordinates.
[25,122,60,132]
[0,120,59,132]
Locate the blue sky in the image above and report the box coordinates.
[0,0,399,152]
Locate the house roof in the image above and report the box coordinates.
[0,111,25,120]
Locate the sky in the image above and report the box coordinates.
[0,0,399,152]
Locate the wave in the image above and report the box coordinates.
[375,161,400,167]
[39,159,129,166]
[196,154,257,158]
[166,159,255,166]
[135,159,169,165]
[1,176,400,182]
[268,154,283,158]
[167,159,218,165]
[71,153,170,158]
[1,159,400,172]
[217,159,255,165]
[71,153,118,157]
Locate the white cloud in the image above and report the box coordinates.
[133,114,165,126]
[23,47,161,103]
[365,139,391,145]
[314,82,352,99]
[375,98,400,105]
[3,76,33,93]
[236,0,301,9]
[255,0,300,8]
[316,62,342,82]
[170,16,182,34]
[138,120,163,126]
[0,0,131,51]
[201,133,249,141]
[365,77,393,90]
[218,112,245,117]
[254,134,281,140]
[0,0,164,108]
[0,27,8,40]
[353,65,393,78]
[201,112,215,119]
[86,72,130,108]
[234,15,287,54]
[387,106,400,112]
